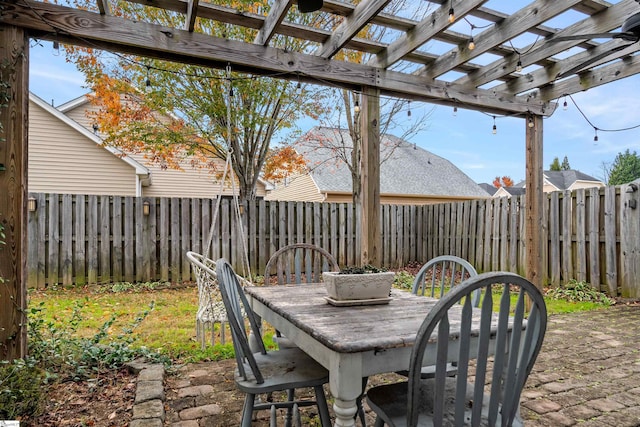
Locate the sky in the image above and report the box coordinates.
[27,2,640,186]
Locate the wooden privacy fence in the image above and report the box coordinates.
[27,180,640,296]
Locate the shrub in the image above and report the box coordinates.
[0,358,46,420]
[546,279,614,305]
[28,300,171,382]
[393,270,415,290]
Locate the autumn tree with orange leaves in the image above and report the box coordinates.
[493,176,515,188]
[65,0,322,203]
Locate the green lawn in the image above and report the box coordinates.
[27,280,612,364]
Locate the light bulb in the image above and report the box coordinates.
[52,40,60,56]
[492,124,497,134]
[354,101,360,113]
[563,100,568,110]
[468,37,475,50]
[448,8,455,23]
[528,116,534,128]
[145,78,151,93]
[594,129,598,142]
[453,106,458,117]
[516,60,523,72]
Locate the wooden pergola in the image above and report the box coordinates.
[2,0,640,359]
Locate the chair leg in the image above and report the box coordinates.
[314,385,332,427]
[270,404,277,427]
[356,376,369,426]
[242,393,255,427]
[285,389,295,427]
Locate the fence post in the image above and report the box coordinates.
[620,179,640,298]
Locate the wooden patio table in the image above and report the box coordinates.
[245,283,512,427]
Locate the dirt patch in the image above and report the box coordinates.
[20,369,136,427]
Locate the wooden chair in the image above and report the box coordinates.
[367,272,547,427]
[398,256,480,379]
[412,255,480,306]
[214,258,332,427]
[264,243,339,286]
[264,243,338,348]
[186,251,228,348]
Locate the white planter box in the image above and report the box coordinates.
[322,271,395,301]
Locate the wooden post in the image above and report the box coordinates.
[359,86,381,266]
[525,114,544,291]
[620,179,640,298]
[0,24,29,360]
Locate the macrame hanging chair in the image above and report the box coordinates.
[190,66,252,349]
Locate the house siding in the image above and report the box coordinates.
[60,96,267,198]
[265,174,324,202]
[29,98,138,196]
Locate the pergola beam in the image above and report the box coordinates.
[421,0,583,80]
[454,0,638,89]
[1,0,553,116]
[367,0,489,69]
[254,0,292,46]
[315,0,391,58]
[184,0,199,32]
[537,54,640,102]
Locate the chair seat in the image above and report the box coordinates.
[235,347,329,394]
[366,377,523,427]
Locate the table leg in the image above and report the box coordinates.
[329,353,362,427]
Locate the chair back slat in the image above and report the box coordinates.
[412,255,480,306]
[214,259,267,384]
[406,272,547,427]
[454,296,473,425]
[265,243,338,286]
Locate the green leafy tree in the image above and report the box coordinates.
[608,149,640,185]
[65,0,321,203]
[550,156,571,171]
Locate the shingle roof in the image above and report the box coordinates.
[478,183,498,196]
[294,127,488,198]
[515,170,602,190]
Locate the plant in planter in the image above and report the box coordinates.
[323,264,395,303]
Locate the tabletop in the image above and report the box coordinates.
[245,284,492,353]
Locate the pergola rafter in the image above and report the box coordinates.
[2,0,640,364]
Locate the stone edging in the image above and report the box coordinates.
[125,361,166,427]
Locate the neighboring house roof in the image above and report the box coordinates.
[493,186,526,198]
[272,127,489,201]
[478,183,498,196]
[515,170,604,191]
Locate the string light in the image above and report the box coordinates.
[593,128,599,142]
[145,65,151,93]
[448,0,455,23]
[528,115,534,128]
[354,99,360,113]
[563,97,568,111]
[453,105,458,116]
[52,40,60,56]
[407,100,411,117]
[516,57,523,73]
[468,35,475,50]
[492,116,497,134]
